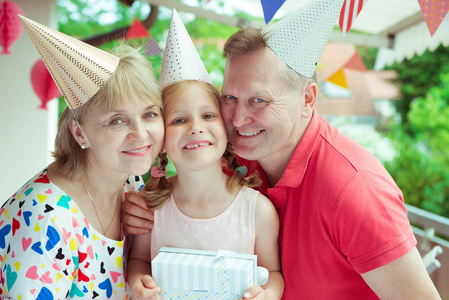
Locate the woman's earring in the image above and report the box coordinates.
[81,144,87,149]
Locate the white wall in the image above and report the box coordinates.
[0,0,58,203]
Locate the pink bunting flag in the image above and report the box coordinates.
[418,0,448,36]
[339,0,367,36]
[145,37,162,57]
[344,51,366,72]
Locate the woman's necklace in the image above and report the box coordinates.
[82,180,119,236]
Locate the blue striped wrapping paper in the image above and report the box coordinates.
[152,247,257,299]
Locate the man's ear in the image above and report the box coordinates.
[69,119,88,148]
[301,82,317,118]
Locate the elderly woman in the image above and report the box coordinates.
[0,17,164,298]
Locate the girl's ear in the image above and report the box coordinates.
[69,119,89,149]
[301,82,317,118]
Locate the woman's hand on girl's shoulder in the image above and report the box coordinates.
[122,191,154,235]
[131,275,161,300]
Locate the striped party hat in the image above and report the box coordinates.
[19,15,120,110]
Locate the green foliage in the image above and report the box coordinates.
[385,73,449,217]
[385,45,449,124]
[57,0,150,38]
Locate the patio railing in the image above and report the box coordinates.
[405,204,449,299]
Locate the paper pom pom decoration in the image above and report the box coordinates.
[31,59,61,110]
[0,1,24,55]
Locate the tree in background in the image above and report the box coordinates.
[384,71,449,217]
[386,45,449,125]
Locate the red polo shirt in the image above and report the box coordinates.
[236,112,416,299]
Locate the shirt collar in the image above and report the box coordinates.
[274,110,321,188]
[236,110,322,193]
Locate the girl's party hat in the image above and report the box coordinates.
[262,0,344,78]
[159,9,212,90]
[19,15,120,110]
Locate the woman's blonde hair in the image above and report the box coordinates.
[141,80,260,210]
[52,45,162,180]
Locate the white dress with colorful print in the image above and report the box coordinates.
[0,168,144,299]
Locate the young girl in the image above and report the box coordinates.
[127,10,283,300]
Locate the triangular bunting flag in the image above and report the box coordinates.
[126,18,150,40]
[327,68,348,89]
[145,37,162,57]
[261,0,287,24]
[339,0,367,36]
[418,0,449,36]
[344,51,366,72]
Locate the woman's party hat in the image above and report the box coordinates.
[19,15,120,110]
[159,9,212,90]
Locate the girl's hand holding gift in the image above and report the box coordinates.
[131,275,161,300]
[241,285,265,299]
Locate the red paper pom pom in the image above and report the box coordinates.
[31,59,61,110]
[0,1,24,55]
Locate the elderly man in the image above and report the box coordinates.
[217,27,440,299]
[123,0,441,298]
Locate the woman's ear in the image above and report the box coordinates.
[69,119,89,149]
[301,82,317,118]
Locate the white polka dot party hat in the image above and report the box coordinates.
[262,0,344,78]
[19,15,120,110]
[159,9,212,90]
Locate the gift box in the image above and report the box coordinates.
[151,247,258,299]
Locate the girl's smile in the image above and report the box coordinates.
[183,140,212,149]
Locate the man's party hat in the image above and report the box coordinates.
[262,0,344,78]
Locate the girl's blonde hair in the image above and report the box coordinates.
[52,45,162,180]
[141,80,260,210]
